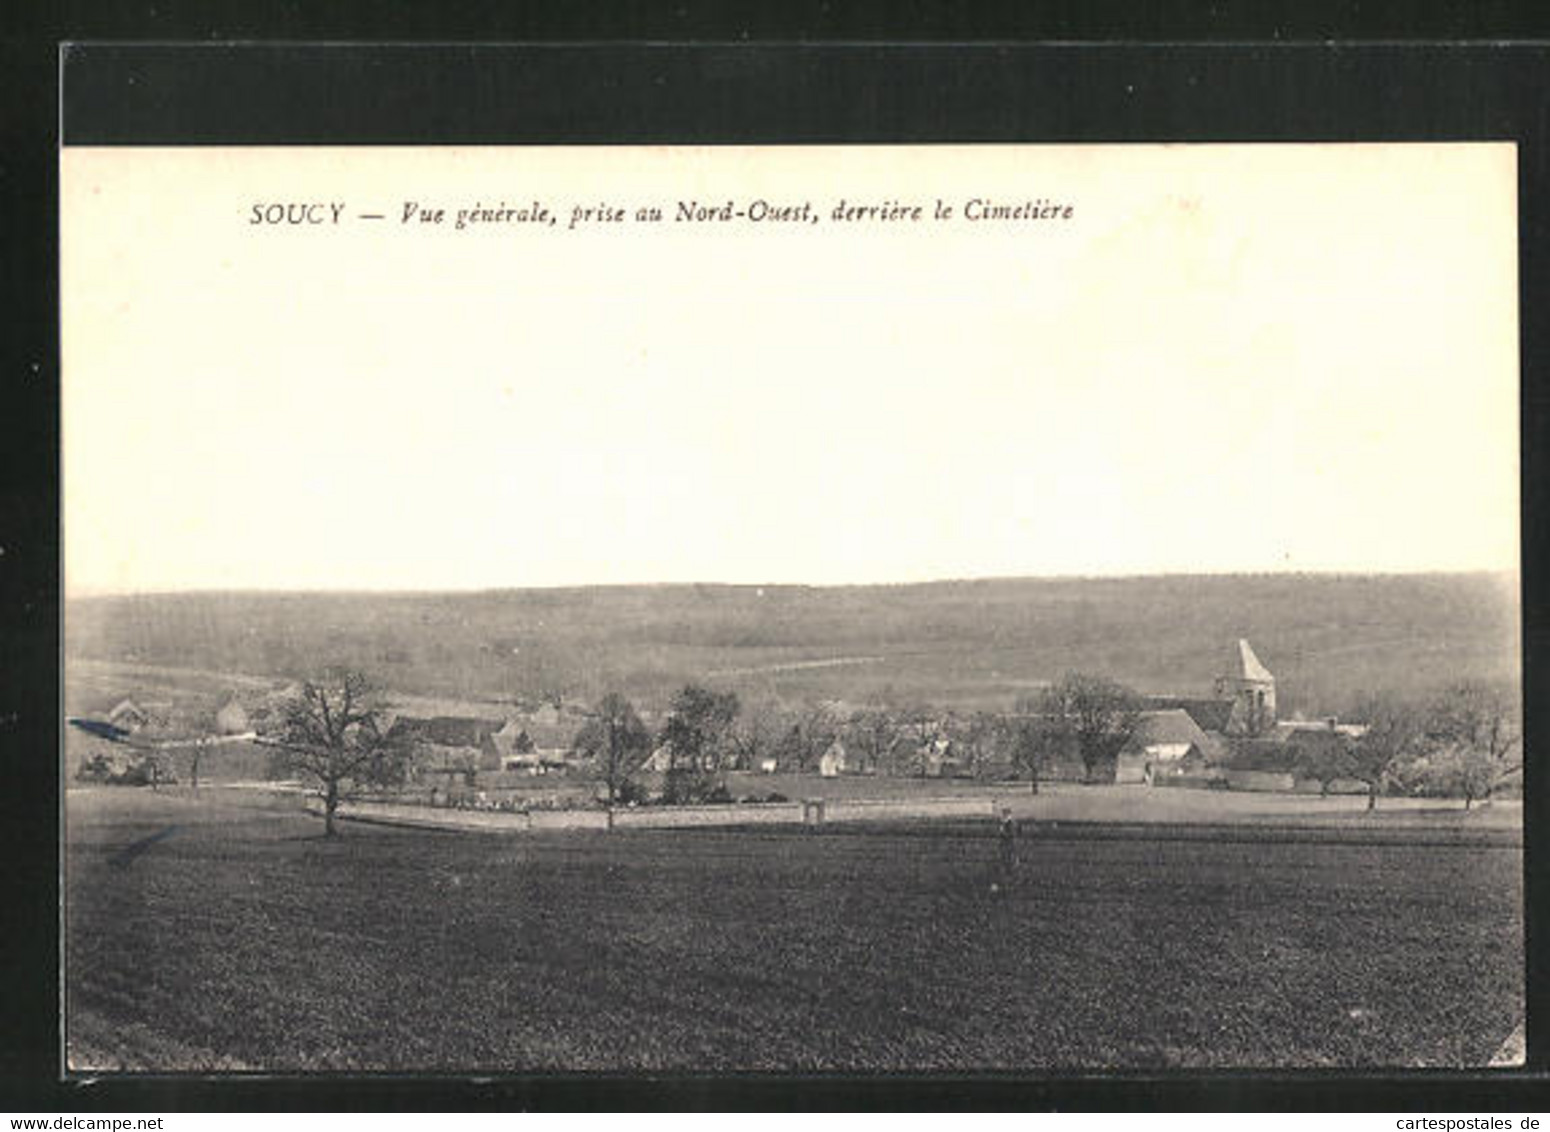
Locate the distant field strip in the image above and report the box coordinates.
[312,794,998,833]
[707,655,885,676]
[70,657,277,688]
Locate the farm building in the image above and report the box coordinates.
[1214,718,1373,792]
[918,735,975,779]
[386,716,504,777]
[643,742,676,774]
[819,739,847,778]
[1120,709,1225,785]
[66,717,136,779]
[492,719,535,757]
[528,702,564,728]
[1129,639,1361,791]
[106,698,152,732]
[1143,695,1235,734]
[1275,717,1368,741]
[67,714,209,786]
[999,641,1286,785]
[214,697,250,735]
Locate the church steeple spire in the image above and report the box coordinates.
[1214,639,1276,735]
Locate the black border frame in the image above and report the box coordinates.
[6,30,1548,1112]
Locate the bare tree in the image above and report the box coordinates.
[1291,734,1356,799]
[573,692,652,805]
[1405,745,1499,810]
[893,704,944,776]
[267,668,404,837]
[1041,673,1143,784]
[775,701,839,773]
[900,704,941,749]
[661,685,740,772]
[1426,682,1521,785]
[659,684,740,802]
[957,711,1007,779]
[1008,716,1057,794]
[1394,682,1523,809]
[727,698,787,772]
[843,708,903,776]
[1346,695,1426,811]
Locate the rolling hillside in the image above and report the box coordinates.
[64,573,1519,716]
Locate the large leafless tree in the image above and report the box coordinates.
[1346,694,1426,811]
[1007,716,1058,793]
[1040,672,1143,784]
[725,697,791,772]
[657,684,740,803]
[573,692,653,805]
[842,709,905,776]
[269,668,404,836]
[1409,682,1522,809]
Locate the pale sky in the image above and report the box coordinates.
[61,144,1520,594]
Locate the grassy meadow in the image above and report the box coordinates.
[66,787,1522,1072]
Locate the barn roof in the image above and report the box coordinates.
[387,715,501,748]
[1144,696,1235,733]
[214,698,250,733]
[1133,709,1209,750]
[107,699,151,727]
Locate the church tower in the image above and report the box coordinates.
[1214,639,1276,735]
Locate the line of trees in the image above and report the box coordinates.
[1296,682,1521,811]
[571,672,1149,803]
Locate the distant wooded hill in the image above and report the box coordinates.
[64,573,1519,716]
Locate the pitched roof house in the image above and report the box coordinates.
[214,697,250,735]
[386,716,504,772]
[1130,709,1211,761]
[107,698,152,732]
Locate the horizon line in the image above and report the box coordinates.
[63,565,1522,601]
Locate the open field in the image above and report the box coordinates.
[722,774,1524,828]
[65,572,1519,713]
[66,787,1523,1071]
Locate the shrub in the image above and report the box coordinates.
[661,768,728,805]
[614,778,650,806]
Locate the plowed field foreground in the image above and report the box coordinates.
[65,787,1522,1071]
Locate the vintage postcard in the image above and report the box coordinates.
[61,143,1522,1072]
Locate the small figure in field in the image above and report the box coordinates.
[993,806,1019,893]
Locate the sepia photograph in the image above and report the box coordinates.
[59,141,1523,1074]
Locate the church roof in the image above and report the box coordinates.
[1228,639,1274,683]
